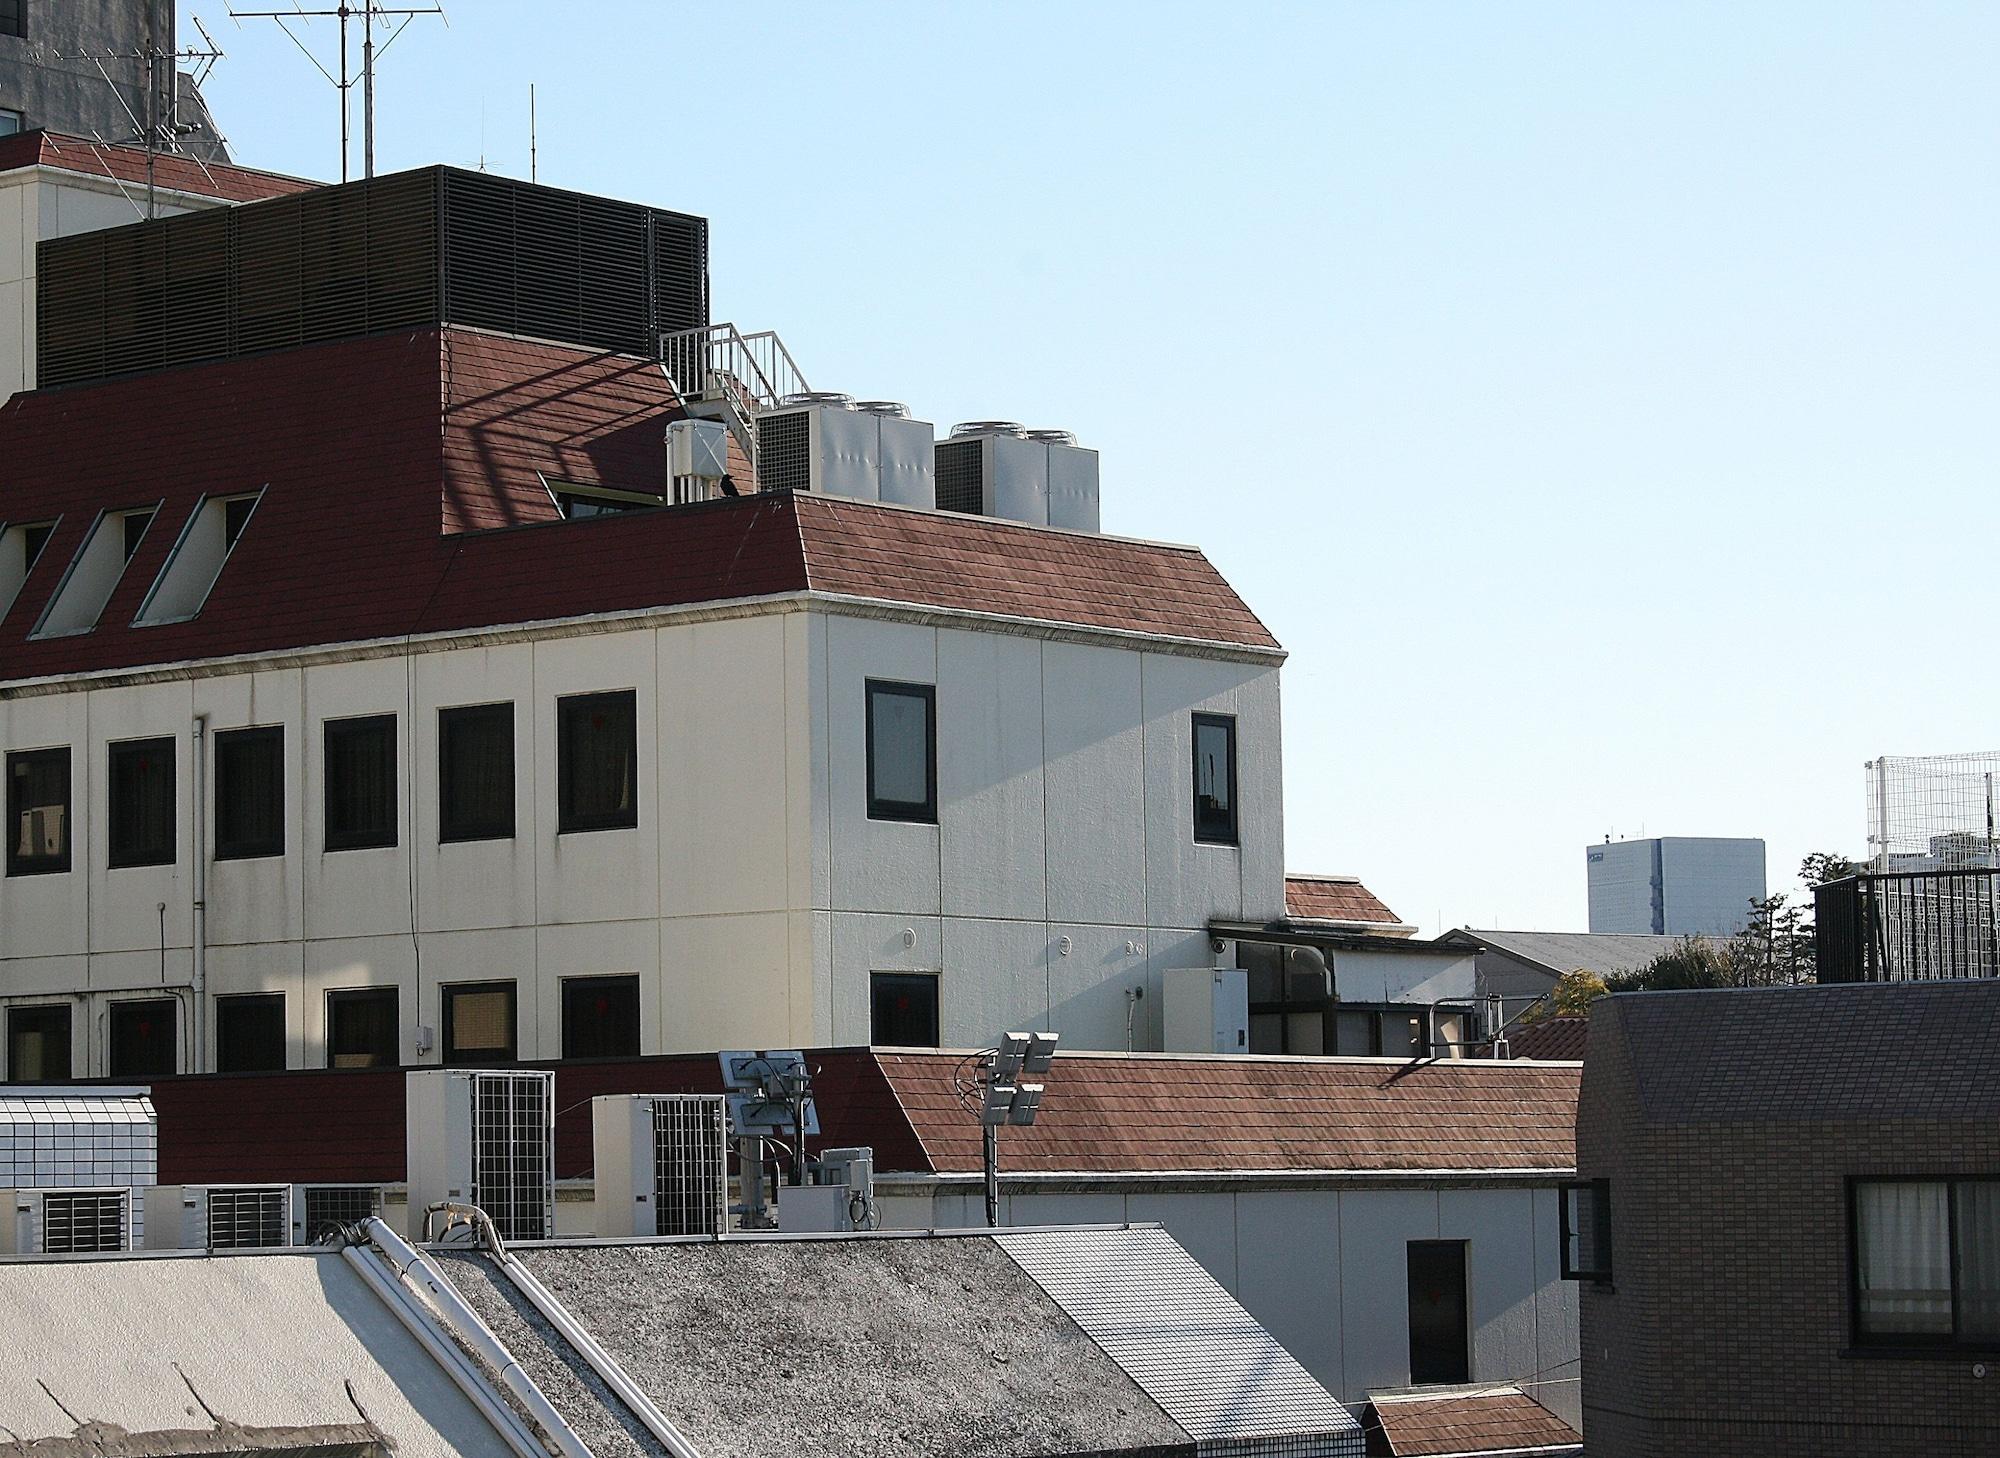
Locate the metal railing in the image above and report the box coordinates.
[657,323,809,483]
[1816,868,2000,982]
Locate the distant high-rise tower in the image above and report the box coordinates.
[1586,837,1767,936]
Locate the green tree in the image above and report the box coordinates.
[1518,967,1608,1024]
[1609,935,1740,991]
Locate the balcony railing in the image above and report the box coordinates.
[1815,868,2000,982]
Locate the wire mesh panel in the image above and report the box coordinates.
[300,1185,382,1244]
[472,1071,554,1242]
[41,1190,129,1254]
[934,438,984,514]
[206,1186,288,1248]
[754,411,811,493]
[1867,753,2000,870]
[650,1095,728,1237]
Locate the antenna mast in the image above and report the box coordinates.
[59,1,227,219]
[228,2,445,182]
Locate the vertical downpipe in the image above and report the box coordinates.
[191,714,208,1072]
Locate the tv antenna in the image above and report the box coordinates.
[228,2,446,183]
[59,6,229,219]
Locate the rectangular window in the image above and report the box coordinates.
[1853,1178,2000,1347]
[1408,1240,1471,1385]
[870,972,940,1047]
[214,726,284,860]
[7,1004,70,1081]
[108,998,178,1078]
[443,982,517,1065]
[323,714,397,851]
[561,975,640,1059]
[557,690,637,833]
[1561,1179,1613,1282]
[1192,712,1238,845]
[0,2,20,40]
[215,993,286,1074]
[0,110,20,138]
[439,703,515,842]
[6,746,70,876]
[327,987,398,1069]
[866,681,936,823]
[107,736,175,868]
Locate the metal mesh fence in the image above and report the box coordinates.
[1866,753,2000,870]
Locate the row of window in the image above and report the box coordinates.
[6,684,1242,876]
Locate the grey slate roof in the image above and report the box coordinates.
[1448,929,1677,981]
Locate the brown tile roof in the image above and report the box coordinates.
[1364,1389,1581,1457]
[1286,875,1408,927]
[1504,1016,1588,1061]
[0,130,316,203]
[875,1052,1578,1174]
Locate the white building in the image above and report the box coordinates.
[1585,835,1766,937]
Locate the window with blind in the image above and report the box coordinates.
[561,975,639,1059]
[865,681,935,823]
[439,702,515,842]
[557,690,637,833]
[327,987,398,1069]
[214,726,284,859]
[7,746,70,876]
[6,1004,70,1082]
[1852,1177,2000,1348]
[324,714,397,851]
[444,982,517,1065]
[108,736,175,868]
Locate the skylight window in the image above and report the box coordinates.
[134,489,264,626]
[543,477,665,520]
[0,518,57,622]
[31,504,160,638]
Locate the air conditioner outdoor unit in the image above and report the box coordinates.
[406,1070,555,1243]
[590,1094,729,1238]
[779,1145,877,1234]
[143,1183,292,1250]
[292,1184,385,1245]
[933,423,1100,531]
[0,1187,133,1254]
[754,395,936,508]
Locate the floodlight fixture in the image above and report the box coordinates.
[993,1032,1031,1082]
[981,1081,1018,1128]
[1006,1082,1044,1127]
[1023,1031,1060,1075]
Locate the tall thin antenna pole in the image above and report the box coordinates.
[529,83,537,183]
[363,2,375,178]
[143,1,158,217]
[337,4,350,182]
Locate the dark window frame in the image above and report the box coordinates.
[107,997,179,1078]
[870,971,941,1048]
[214,993,287,1074]
[6,745,71,876]
[556,690,639,834]
[865,680,937,824]
[560,975,641,1060]
[213,725,285,860]
[442,980,518,1066]
[107,735,176,869]
[322,713,398,852]
[0,0,21,40]
[438,702,516,843]
[1847,1174,2000,1354]
[1560,1178,1614,1283]
[6,1003,71,1082]
[1407,1238,1472,1386]
[326,987,399,1070]
[1192,711,1239,846]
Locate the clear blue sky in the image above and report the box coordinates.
[194,2,2000,933]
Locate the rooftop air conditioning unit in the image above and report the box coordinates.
[292,1184,385,1245]
[406,1070,555,1243]
[591,1094,730,1238]
[754,393,936,508]
[779,1145,877,1233]
[934,423,1100,531]
[144,1183,292,1251]
[0,1187,133,1254]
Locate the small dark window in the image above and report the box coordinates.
[443,982,517,1065]
[439,703,515,842]
[107,736,175,868]
[553,486,664,518]
[323,714,397,851]
[870,972,940,1047]
[7,1004,70,1081]
[1561,1180,1613,1282]
[214,726,284,860]
[1852,1178,2000,1348]
[0,110,19,136]
[1408,1240,1471,1385]
[215,993,286,1073]
[121,510,154,562]
[108,998,178,1078]
[7,747,70,876]
[561,975,640,1059]
[20,522,53,571]
[1192,712,1238,845]
[866,681,936,823]
[327,987,398,1069]
[0,2,21,40]
[557,690,637,833]
[222,496,258,550]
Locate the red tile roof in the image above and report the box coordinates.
[1285,875,1409,927]
[1503,1016,1587,1062]
[1364,1390,1580,1457]
[0,130,315,204]
[0,328,1276,684]
[875,1052,1578,1174]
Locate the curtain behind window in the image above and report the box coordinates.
[1857,1181,1953,1336]
[1958,1181,2000,1342]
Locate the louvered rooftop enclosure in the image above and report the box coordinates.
[35,166,709,390]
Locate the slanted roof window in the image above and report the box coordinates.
[134,489,263,626]
[545,476,666,520]
[32,504,160,637]
[0,518,57,622]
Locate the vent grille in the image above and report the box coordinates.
[41,1191,128,1254]
[207,1186,288,1249]
[472,1072,554,1243]
[651,1095,729,1237]
[755,410,812,494]
[301,1185,382,1244]
[934,438,985,514]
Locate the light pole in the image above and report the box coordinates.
[960,1031,1058,1228]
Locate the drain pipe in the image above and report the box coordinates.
[430,1202,705,1458]
[191,713,208,1072]
[344,1217,593,1458]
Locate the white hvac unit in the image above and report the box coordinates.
[754,393,936,508]
[143,1183,292,1250]
[933,422,1100,531]
[0,1187,133,1254]
[590,1094,729,1238]
[780,1145,877,1233]
[405,1069,555,1243]
[1162,966,1250,1054]
[291,1184,385,1245]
